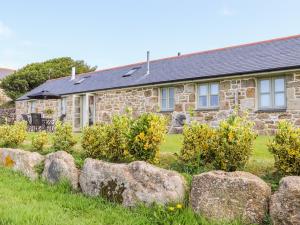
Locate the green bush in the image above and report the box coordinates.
[128,113,167,164]
[82,113,167,164]
[0,121,27,147]
[82,114,131,162]
[268,120,300,175]
[178,112,257,173]
[213,112,257,171]
[53,122,77,152]
[32,131,48,153]
[179,121,216,172]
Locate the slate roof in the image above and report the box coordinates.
[18,35,300,101]
[0,68,14,79]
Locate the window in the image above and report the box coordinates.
[197,83,219,109]
[160,87,175,111]
[28,101,36,113]
[88,95,95,126]
[60,97,67,115]
[258,77,286,110]
[122,67,141,77]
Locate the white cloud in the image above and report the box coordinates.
[0,21,13,40]
[220,7,234,16]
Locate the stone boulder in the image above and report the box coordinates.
[79,159,187,207]
[190,171,271,224]
[0,148,44,180]
[42,151,79,189]
[270,176,300,225]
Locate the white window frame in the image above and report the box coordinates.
[197,82,219,109]
[60,97,67,115]
[258,77,286,110]
[27,100,36,113]
[160,87,175,111]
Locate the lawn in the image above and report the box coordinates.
[20,132,275,177]
[0,168,242,225]
[0,133,275,224]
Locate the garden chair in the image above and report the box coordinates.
[59,114,66,123]
[30,113,42,132]
[22,114,33,131]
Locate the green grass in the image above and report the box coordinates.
[0,168,243,225]
[22,132,275,176]
[0,133,276,224]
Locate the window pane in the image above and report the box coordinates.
[274,78,285,92]
[275,93,285,107]
[210,95,219,107]
[161,88,167,99]
[169,88,174,99]
[260,80,270,93]
[162,99,167,110]
[260,94,271,107]
[169,98,174,109]
[210,83,219,95]
[199,96,208,107]
[199,85,208,96]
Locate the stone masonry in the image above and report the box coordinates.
[15,72,300,134]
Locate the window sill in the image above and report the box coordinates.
[255,108,287,113]
[195,107,219,112]
[160,110,174,113]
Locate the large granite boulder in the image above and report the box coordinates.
[0,148,44,180]
[190,171,271,224]
[42,151,79,189]
[270,176,300,225]
[79,159,187,207]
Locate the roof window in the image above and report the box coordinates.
[122,67,141,77]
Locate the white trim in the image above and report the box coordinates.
[258,76,287,110]
[196,82,220,110]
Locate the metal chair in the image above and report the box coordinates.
[30,113,42,132]
[59,114,66,123]
[22,114,32,131]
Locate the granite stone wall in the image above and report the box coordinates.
[15,72,300,134]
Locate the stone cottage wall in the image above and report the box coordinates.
[15,72,300,134]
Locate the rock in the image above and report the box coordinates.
[79,159,186,207]
[190,171,271,224]
[270,176,300,225]
[42,151,79,189]
[0,148,44,180]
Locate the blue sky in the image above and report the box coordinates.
[0,0,300,69]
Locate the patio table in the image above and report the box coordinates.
[42,118,55,132]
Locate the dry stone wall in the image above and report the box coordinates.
[0,147,300,224]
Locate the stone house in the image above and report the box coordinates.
[0,67,14,104]
[16,35,300,134]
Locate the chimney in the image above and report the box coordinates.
[146,51,150,75]
[71,67,76,80]
[177,52,181,56]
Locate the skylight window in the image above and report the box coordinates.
[74,78,86,85]
[122,67,141,77]
[74,75,91,85]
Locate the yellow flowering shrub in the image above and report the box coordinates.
[32,131,48,152]
[0,121,27,147]
[82,114,131,162]
[82,113,167,163]
[53,121,77,153]
[179,111,256,172]
[213,112,257,171]
[128,113,168,164]
[268,120,300,175]
[179,121,217,170]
